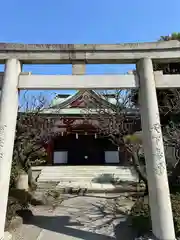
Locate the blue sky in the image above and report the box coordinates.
[1,0,180,100]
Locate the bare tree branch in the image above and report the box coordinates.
[83,90,146,183]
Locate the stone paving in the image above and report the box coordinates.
[11,194,135,240]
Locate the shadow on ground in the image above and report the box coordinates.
[18,194,137,240]
[22,214,135,240]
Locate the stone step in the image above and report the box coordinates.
[37,177,137,183]
[38,172,138,178]
[35,172,135,176]
[39,169,137,176]
[39,172,136,176]
[36,182,59,186]
[38,173,135,178]
[38,176,135,180]
[38,174,135,179]
[41,166,135,171]
[40,166,134,169]
[35,181,143,194]
[33,165,140,193]
[35,166,139,193]
[41,167,134,170]
[39,170,135,174]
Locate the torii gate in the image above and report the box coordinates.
[0,41,180,240]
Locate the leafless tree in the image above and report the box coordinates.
[11,91,61,186]
[83,89,147,184]
[160,89,180,185]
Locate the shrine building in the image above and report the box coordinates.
[42,90,141,166]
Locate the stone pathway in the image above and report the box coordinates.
[11,195,135,240]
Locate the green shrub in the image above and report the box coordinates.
[10,161,19,188]
[171,193,180,236]
[124,132,142,144]
[130,197,151,236]
[5,196,22,230]
[130,193,180,237]
[5,189,34,229]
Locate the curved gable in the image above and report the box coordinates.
[50,90,116,110]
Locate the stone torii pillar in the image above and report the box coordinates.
[137,58,176,240]
[0,59,21,239]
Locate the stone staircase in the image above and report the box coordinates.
[35,166,139,193]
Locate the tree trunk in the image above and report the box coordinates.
[131,151,147,183]
[127,148,148,195]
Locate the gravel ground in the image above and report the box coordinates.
[11,194,136,240]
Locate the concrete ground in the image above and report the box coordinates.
[11,194,136,240]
